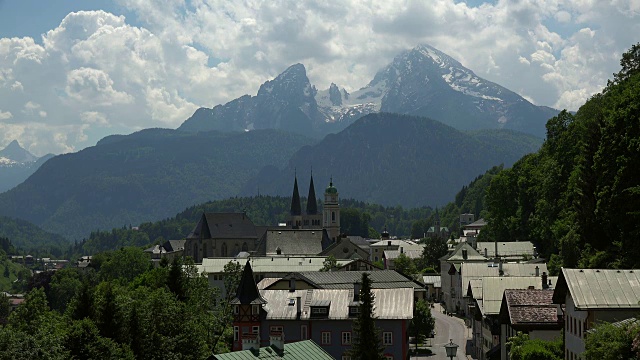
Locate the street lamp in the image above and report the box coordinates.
[444,339,458,360]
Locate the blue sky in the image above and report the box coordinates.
[0,0,638,155]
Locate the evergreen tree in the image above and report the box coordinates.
[349,273,385,360]
[167,256,186,301]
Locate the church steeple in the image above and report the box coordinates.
[306,172,318,215]
[232,261,266,305]
[290,174,301,216]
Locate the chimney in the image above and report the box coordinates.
[241,333,260,350]
[462,249,468,260]
[535,265,540,277]
[494,241,499,260]
[484,248,488,257]
[400,247,404,254]
[542,272,548,289]
[388,240,391,246]
[289,278,296,292]
[296,296,302,317]
[498,260,503,276]
[269,330,285,350]
[354,282,361,301]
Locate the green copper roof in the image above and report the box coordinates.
[325,179,337,194]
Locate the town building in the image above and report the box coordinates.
[425,210,450,239]
[440,242,488,313]
[231,261,413,360]
[370,238,423,264]
[552,268,640,360]
[499,289,562,360]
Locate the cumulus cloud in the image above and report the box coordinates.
[0,1,638,154]
[0,110,12,120]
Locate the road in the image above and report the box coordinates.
[412,303,471,359]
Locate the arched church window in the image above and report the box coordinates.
[221,243,227,257]
[203,243,207,258]
[234,244,240,256]
[242,242,248,252]
[193,243,199,262]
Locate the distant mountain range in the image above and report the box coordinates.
[180,44,558,138]
[0,113,541,240]
[0,129,314,240]
[0,140,54,193]
[240,113,543,207]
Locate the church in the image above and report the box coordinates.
[184,174,341,263]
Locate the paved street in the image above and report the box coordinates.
[411,303,472,359]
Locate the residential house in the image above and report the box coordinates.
[470,275,555,360]
[213,339,334,360]
[144,239,185,265]
[370,239,423,263]
[552,268,640,360]
[499,289,562,360]
[463,218,487,236]
[440,242,488,314]
[423,275,442,302]
[319,236,370,261]
[232,261,413,360]
[383,248,422,271]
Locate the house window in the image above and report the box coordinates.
[383,332,393,346]
[332,211,336,222]
[301,325,308,340]
[270,325,284,333]
[234,305,239,314]
[233,326,239,341]
[349,306,360,317]
[341,331,352,345]
[252,305,260,314]
[321,331,331,345]
[252,326,260,335]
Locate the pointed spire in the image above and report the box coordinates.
[306,170,318,215]
[232,261,266,305]
[290,175,302,216]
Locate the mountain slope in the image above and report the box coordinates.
[179,63,325,135]
[0,141,54,193]
[180,45,558,138]
[241,113,543,207]
[0,128,315,240]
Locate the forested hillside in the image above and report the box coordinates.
[480,44,640,270]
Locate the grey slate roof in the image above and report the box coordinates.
[188,213,259,239]
[280,270,424,290]
[213,340,334,360]
[256,229,329,256]
[553,268,640,309]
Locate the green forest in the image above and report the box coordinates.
[480,43,640,271]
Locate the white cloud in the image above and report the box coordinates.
[0,110,12,120]
[0,1,638,154]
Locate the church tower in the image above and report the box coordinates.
[323,178,340,241]
[288,175,302,228]
[304,173,322,228]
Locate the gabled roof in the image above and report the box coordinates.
[231,261,267,305]
[187,213,258,240]
[443,242,487,262]
[553,268,640,309]
[464,218,487,228]
[475,241,536,258]
[500,289,560,329]
[481,276,546,316]
[268,270,424,290]
[213,340,334,360]
[318,236,368,257]
[260,288,414,320]
[255,229,328,256]
[461,263,548,296]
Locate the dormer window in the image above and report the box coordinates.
[311,307,329,317]
[349,306,360,317]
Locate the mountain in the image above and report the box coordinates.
[0,216,69,256]
[0,128,315,240]
[0,140,54,193]
[180,44,558,138]
[179,63,325,135]
[240,112,543,207]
